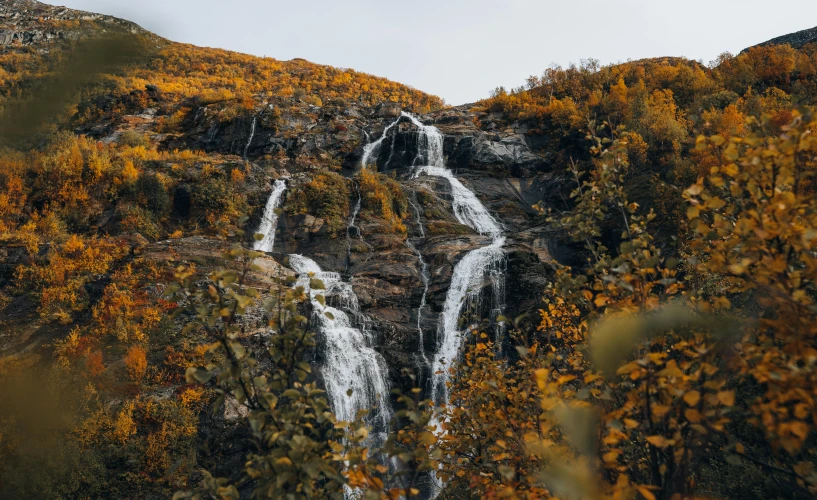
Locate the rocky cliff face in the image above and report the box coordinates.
[158,96,565,388]
[0,0,148,47]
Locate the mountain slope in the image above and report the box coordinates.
[0,5,549,496]
[1,3,817,499]
[743,24,817,51]
[0,0,443,128]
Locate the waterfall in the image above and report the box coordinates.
[409,192,426,239]
[253,179,287,253]
[361,111,446,170]
[414,166,502,236]
[402,112,506,406]
[401,112,445,169]
[430,237,505,403]
[346,186,363,272]
[288,254,392,439]
[361,115,403,167]
[243,116,257,160]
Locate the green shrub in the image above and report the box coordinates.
[118,130,149,148]
[135,173,170,216]
[288,171,350,233]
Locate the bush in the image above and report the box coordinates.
[357,167,407,234]
[192,177,230,212]
[698,89,739,111]
[192,176,245,213]
[190,174,248,230]
[288,171,350,233]
[125,346,148,382]
[118,130,149,148]
[118,205,161,241]
[135,173,170,216]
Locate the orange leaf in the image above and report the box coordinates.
[683,390,701,407]
[646,435,669,448]
[656,360,684,378]
[636,485,657,500]
[717,390,735,406]
[652,405,671,418]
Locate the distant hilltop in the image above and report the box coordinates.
[743,24,817,52]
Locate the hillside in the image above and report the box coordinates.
[745,24,817,51]
[1,2,816,500]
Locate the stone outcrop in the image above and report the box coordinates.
[0,0,149,48]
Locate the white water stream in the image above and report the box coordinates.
[401,112,506,406]
[407,193,430,363]
[243,116,257,160]
[346,187,363,272]
[288,254,392,438]
[361,115,403,168]
[361,111,507,406]
[253,179,287,253]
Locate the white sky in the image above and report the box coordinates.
[44,0,817,105]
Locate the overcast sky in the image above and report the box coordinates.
[43,0,817,105]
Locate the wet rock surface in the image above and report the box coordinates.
[216,104,564,387]
[167,98,568,387]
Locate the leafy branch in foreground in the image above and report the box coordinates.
[168,246,369,499]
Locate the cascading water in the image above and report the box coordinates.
[253,179,287,253]
[346,186,363,272]
[288,254,392,439]
[361,115,403,168]
[414,166,504,236]
[355,111,508,497]
[401,112,445,169]
[401,112,507,406]
[407,192,430,364]
[360,111,507,406]
[429,237,505,403]
[243,116,257,160]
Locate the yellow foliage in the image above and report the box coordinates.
[289,171,350,232]
[108,43,443,113]
[0,174,25,234]
[179,386,205,410]
[125,345,148,382]
[357,167,407,234]
[230,167,246,184]
[121,159,139,184]
[110,400,137,444]
[17,235,127,322]
[91,264,162,343]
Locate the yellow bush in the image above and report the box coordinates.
[358,167,407,234]
[18,235,127,322]
[110,401,137,444]
[125,345,148,382]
